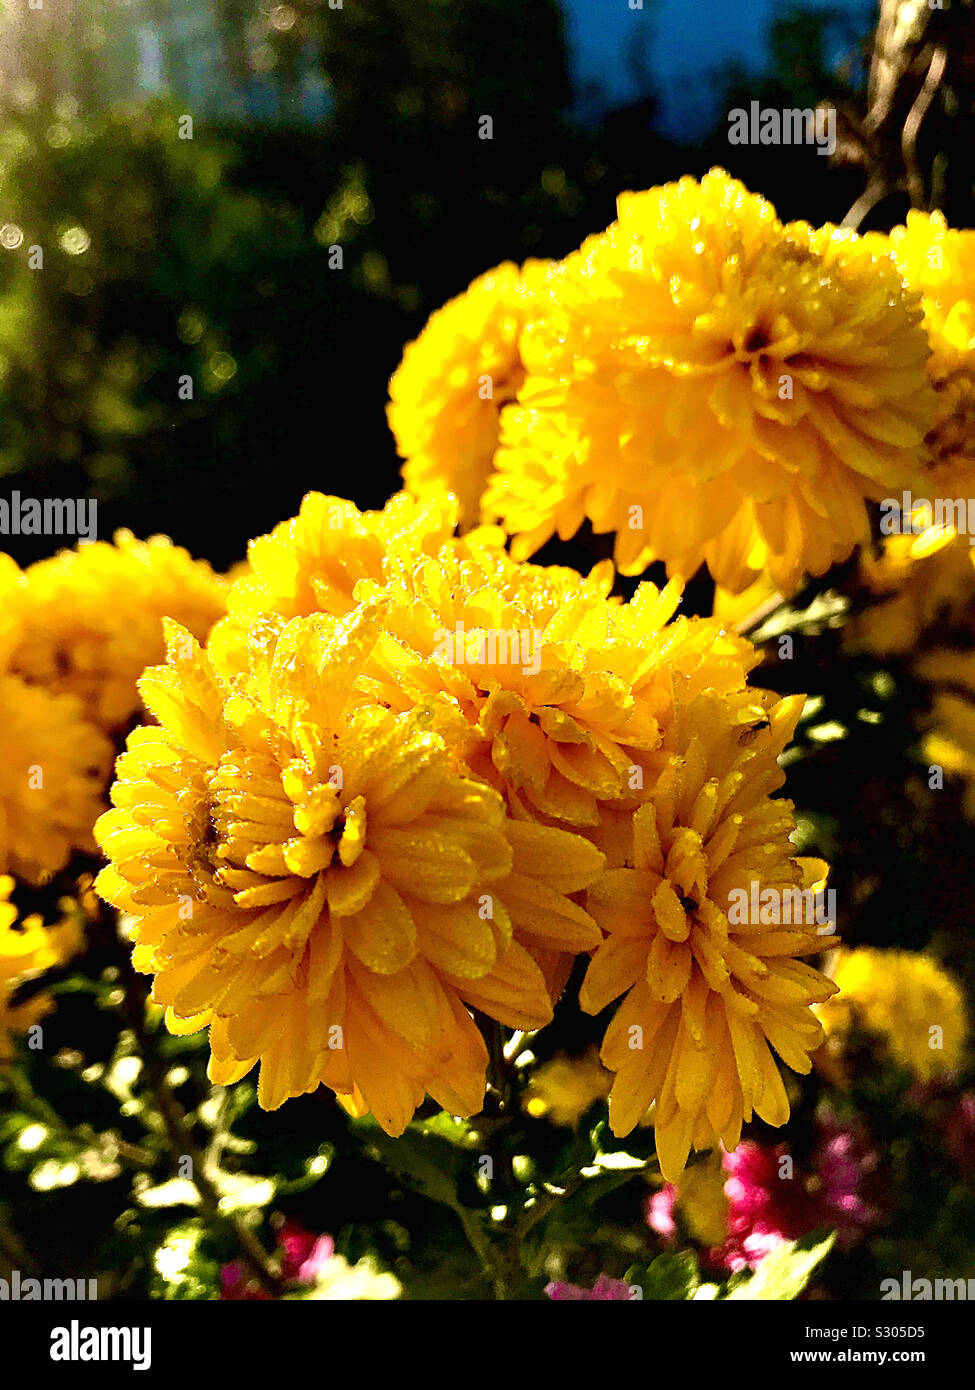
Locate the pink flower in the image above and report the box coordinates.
[645,1187,678,1243]
[277,1220,335,1283]
[220,1259,271,1301]
[711,1116,882,1272]
[545,1274,634,1301]
[220,1219,335,1300]
[815,1114,882,1241]
[643,1112,883,1276]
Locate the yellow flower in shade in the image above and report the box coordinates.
[94,612,604,1133]
[389,261,554,527]
[485,169,935,594]
[925,715,975,815]
[849,542,975,813]
[207,491,457,681]
[578,689,837,1181]
[0,982,52,1061]
[887,210,975,493]
[0,675,111,884]
[851,524,975,658]
[913,647,975,817]
[522,1047,612,1126]
[357,532,758,829]
[672,1149,729,1246]
[816,947,967,1082]
[9,531,227,732]
[0,876,83,1059]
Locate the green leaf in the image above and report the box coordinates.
[355,1119,470,1209]
[626,1250,700,1301]
[721,1232,835,1301]
[414,1111,479,1148]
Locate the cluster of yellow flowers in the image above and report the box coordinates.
[390,169,939,597]
[846,213,975,812]
[0,533,223,1061]
[5,532,228,732]
[94,488,838,1179]
[391,173,975,816]
[853,210,975,653]
[19,168,975,1189]
[816,947,968,1083]
[0,533,226,886]
[0,532,226,1051]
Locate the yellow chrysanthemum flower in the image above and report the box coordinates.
[850,521,974,657]
[0,875,83,1059]
[889,211,975,352]
[816,946,967,1082]
[357,533,757,829]
[485,169,935,594]
[95,612,604,1133]
[522,1047,612,1126]
[207,491,457,681]
[0,675,111,884]
[887,210,975,493]
[578,689,837,1181]
[8,531,227,732]
[215,507,762,1003]
[389,260,554,527]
